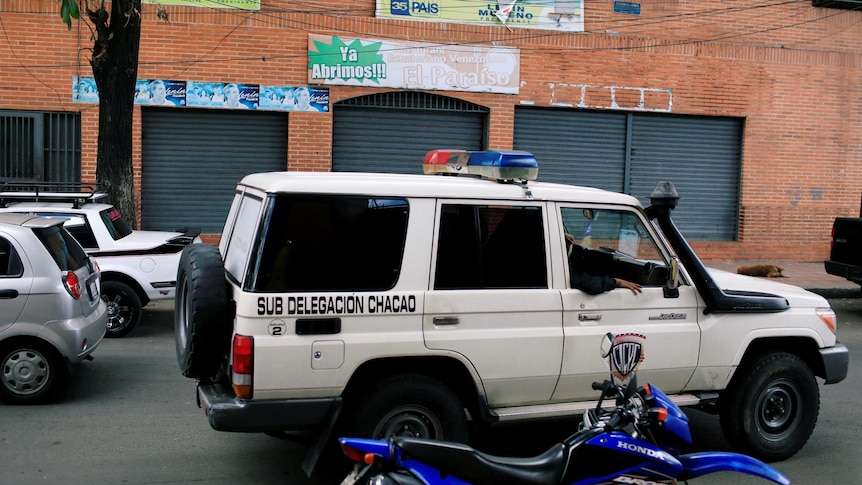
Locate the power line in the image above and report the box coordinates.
[1,0,860,72]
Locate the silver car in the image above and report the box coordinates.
[0,213,107,404]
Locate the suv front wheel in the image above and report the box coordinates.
[349,374,469,443]
[720,352,819,462]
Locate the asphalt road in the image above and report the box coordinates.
[1,297,860,484]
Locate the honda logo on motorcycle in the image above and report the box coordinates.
[611,333,646,383]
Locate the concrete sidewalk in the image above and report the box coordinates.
[702,260,860,299]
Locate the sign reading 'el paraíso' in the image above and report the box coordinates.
[307,34,520,94]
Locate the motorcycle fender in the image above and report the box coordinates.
[678,452,790,485]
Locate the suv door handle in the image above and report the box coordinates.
[433,316,460,326]
[578,312,602,321]
[0,289,18,299]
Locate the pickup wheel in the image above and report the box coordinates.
[175,244,231,379]
[720,352,819,461]
[349,374,469,443]
[102,281,143,338]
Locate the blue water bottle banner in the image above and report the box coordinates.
[73,77,330,113]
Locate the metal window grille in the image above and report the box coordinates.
[0,110,81,183]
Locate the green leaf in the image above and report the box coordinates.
[57,0,80,30]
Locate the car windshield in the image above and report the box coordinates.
[35,225,88,271]
[99,208,133,240]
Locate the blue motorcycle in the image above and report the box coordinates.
[338,334,790,485]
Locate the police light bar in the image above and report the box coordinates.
[423,149,539,182]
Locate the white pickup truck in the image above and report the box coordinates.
[0,183,200,337]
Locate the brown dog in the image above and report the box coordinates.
[737,264,785,278]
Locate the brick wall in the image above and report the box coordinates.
[2,0,861,261]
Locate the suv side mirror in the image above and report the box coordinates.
[664,257,680,298]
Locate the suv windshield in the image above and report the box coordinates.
[36,225,88,271]
[99,208,133,240]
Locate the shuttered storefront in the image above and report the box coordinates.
[514,107,742,241]
[141,108,287,233]
[332,92,488,174]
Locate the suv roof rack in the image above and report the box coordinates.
[0,182,109,209]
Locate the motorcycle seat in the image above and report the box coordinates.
[394,437,566,485]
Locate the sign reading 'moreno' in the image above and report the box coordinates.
[307,34,520,94]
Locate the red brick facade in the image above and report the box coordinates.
[1,0,861,260]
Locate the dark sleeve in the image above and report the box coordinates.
[570,270,616,295]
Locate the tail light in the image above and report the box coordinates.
[340,443,380,466]
[232,334,253,399]
[63,270,83,299]
[341,443,367,464]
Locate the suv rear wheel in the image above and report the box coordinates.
[349,374,469,442]
[102,280,143,338]
[175,244,232,379]
[0,341,64,404]
[720,352,819,462]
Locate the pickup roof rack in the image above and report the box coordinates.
[0,182,109,208]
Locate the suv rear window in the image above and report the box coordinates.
[36,226,88,271]
[250,195,409,292]
[99,208,133,240]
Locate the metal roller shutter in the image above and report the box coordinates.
[141,108,287,233]
[333,92,487,174]
[514,107,628,192]
[629,115,742,241]
[514,107,742,241]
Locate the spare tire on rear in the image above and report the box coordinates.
[175,243,232,379]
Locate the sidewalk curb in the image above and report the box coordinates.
[808,287,861,299]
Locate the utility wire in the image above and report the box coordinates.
[1,0,859,71]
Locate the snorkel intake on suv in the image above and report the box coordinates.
[645,181,789,314]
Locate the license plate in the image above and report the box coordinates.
[88,279,99,300]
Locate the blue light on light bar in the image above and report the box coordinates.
[423,149,538,182]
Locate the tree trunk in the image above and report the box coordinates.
[89,0,142,228]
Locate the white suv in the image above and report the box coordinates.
[0,213,106,403]
[174,150,848,471]
[0,183,201,337]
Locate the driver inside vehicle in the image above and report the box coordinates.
[565,208,642,296]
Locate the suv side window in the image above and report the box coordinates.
[435,204,547,290]
[561,207,668,286]
[224,194,264,284]
[250,195,409,292]
[0,237,23,277]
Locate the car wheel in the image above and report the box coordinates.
[720,352,819,462]
[102,280,143,338]
[0,341,64,404]
[349,374,469,442]
[175,243,231,379]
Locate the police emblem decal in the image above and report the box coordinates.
[610,332,646,383]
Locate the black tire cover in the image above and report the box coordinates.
[175,243,232,379]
